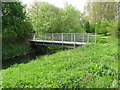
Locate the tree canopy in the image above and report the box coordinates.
[84,1,118,35]
[28,2,86,33]
[2,1,33,44]
[84,1,118,24]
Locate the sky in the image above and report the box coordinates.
[20,0,87,12]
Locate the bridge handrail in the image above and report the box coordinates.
[32,33,96,34]
[32,33,97,44]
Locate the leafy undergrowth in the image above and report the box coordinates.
[2,37,118,88]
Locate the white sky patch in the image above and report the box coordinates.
[20,0,87,12]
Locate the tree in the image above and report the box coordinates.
[28,2,60,33]
[84,21,90,33]
[60,4,85,33]
[2,1,33,44]
[29,2,85,33]
[95,20,118,36]
[84,1,118,24]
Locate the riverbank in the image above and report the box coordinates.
[2,42,67,69]
[2,36,118,88]
[2,43,31,60]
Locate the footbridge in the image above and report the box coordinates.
[30,33,96,48]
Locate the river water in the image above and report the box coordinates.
[2,53,40,69]
[2,50,60,69]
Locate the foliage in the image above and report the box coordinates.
[83,21,95,33]
[2,1,33,44]
[84,1,118,36]
[2,1,34,60]
[84,1,118,24]
[95,20,118,36]
[2,36,118,88]
[84,21,90,33]
[2,44,30,60]
[29,2,85,33]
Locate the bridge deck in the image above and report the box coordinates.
[31,40,86,44]
[30,40,87,47]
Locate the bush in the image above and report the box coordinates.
[95,20,118,36]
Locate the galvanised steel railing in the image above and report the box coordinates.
[32,33,96,43]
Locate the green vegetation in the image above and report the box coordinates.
[2,37,118,88]
[29,2,85,33]
[2,1,118,60]
[2,0,118,88]
[2,1,33,60]
[84,1,118,24]
[84,1,118,35]
[2,1,33,43]
[95,20,118,36]
[2,44,30,60]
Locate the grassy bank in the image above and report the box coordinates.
[2,37,118,88]
[2,41,64,61]
[2,44,31,60]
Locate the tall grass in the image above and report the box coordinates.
[2,44,30,60]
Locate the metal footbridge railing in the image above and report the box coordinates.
[30,33,96,47]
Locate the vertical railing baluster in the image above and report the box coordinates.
[35,33,36,45]
[95,33,96,43]
[82,34,84,42]
[71,33,72,42]
[87,33,89,43]
[43,33,44,45]
[74,33,76,48]
[44,34,46,40]
[52,33,54,45]
[62,33,63,47]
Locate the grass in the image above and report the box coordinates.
[2,44,31,60]
[1,36,118,88]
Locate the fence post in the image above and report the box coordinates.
[74,34,76,48]
[87,33,89,43]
